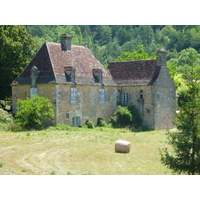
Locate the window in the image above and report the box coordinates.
[92,68,102,83]
[123,93,129,104]
[99,87,105,104]
[64,66,75,82]
[139,90,143,100]
[30,87,38,99]
[72,117,80,127]
[66,113,69,119]
[71,86,77,104]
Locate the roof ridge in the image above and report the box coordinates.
[109,59,156,63]
[46,42,86,48]
[12,43,47,83]
[46,43,58,83]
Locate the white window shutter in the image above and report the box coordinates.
[99,88,105,104]
[71,86,77,104]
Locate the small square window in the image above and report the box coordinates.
[139,90,143,100]
[66,113,69,119]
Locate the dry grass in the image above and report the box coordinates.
[0,127,175,175]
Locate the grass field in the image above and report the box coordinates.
[0,127,175,175]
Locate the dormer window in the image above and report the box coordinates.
[92,68,102,83]
[64,66,75,82]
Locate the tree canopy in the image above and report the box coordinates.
[2,25,200,99]
[0,25,37,99]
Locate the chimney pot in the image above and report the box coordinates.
[156,49,167,67]
[60,33,71,51]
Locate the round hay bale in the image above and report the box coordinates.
[115,140,131,153]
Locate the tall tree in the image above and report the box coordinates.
[116,45,155,61]
[160,64,200,175]
[0,25,37,99]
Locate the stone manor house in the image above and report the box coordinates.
[11,34,176,130]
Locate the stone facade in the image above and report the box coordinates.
[11,34,176,130]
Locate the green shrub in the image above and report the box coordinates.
[110,106,132,128]
[109,105,142,128]
[15,95,54,130]
[97,118,107,127]
[8,122,23,132]
[127,105,143,128]
[0,109,22,132]
[85,120,94,129]
[0,108,13,124]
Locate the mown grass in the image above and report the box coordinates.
[0,127,175,175]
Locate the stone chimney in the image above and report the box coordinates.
[60,33,71,51]
[156,49,167,67]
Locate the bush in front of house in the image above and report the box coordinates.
[96,118,107,127]
[127,105,143,128]
[0,108,13,124]
[85,120,94,129]
[109,105,142,129]
[15,95,54,130]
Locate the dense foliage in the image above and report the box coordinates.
[96,118,107,127]
[160,64,200,175]
[26,25,200,65]
[0,25,37,99]
[110,105,142,129]
[2,25,200,99]
[0,108,13,124]
[15,95,54,130]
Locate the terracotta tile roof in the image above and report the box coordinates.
[108,60,161,86]
[12,42,116,86]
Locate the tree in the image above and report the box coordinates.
[116,45,156,61]
[15,96,54,130]
[160,64,200,175]
[0,25,37,99]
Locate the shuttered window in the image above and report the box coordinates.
[99,88,105,104]
[71,86,77,104]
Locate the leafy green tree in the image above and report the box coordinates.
[15,95,54,130]
[160,64,200,175]
[167,48,200,97]
[116,45,156,61]
[137,25,154,46]
[0,25,37,99]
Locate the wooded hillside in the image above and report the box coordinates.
[26,25,200,65]
[1,25,200,99]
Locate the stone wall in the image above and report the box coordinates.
[154,66,176,130]
[12,85,30,114]
[56,84,117,126]
[12,84,57,126]
[117,85,155,129]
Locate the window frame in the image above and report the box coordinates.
[72,117,80,127]
[99,87,105,104]
[139,90,144,100]
[71,86,77,104]
[123,93,129,104]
